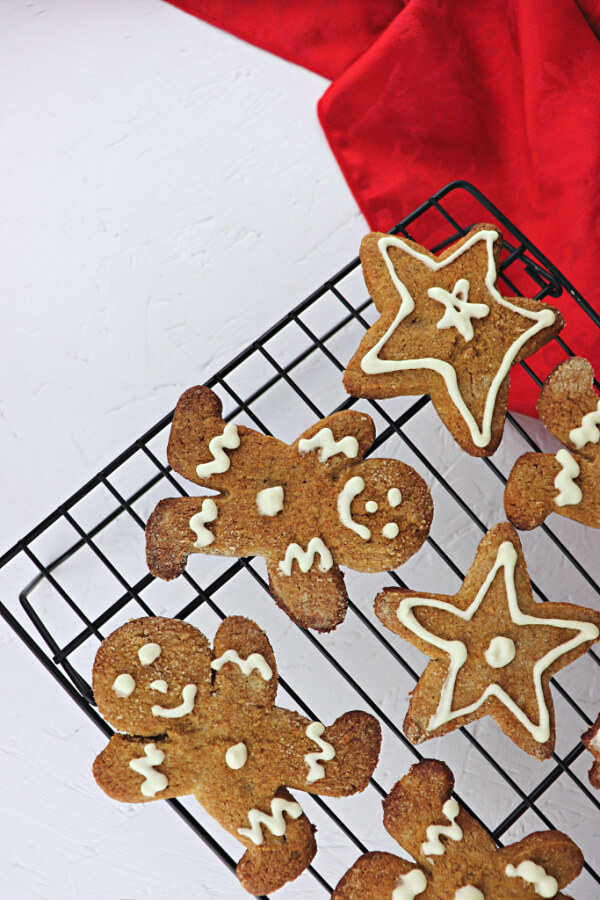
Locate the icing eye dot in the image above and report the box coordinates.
[365,500,378,514]
[138,643,161,666]
[113,673,135,698]
[382,522,399,539]
[485,635,516,669]
[387,488,402,507]
[150,679,168,693]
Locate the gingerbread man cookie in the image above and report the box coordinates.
[374,523,600,759]
[92,616,381,895]
[332,759,583,899]
[146,386,433,631]
[582,713,600,790]
[343,226,563,457]
[505,356,600,530]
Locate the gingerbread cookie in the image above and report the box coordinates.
[92,616,381,895]
[343,226,563,457]
[582,713,600,790]
[146,386,433,631]
[505,356,600,530]
[374,522,600,759]
[332,759,583,899]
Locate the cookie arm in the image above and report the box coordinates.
[93,735,193,803]
[146,494,252,580]
[211,616,278,708]
[505,450,600,531]
[284,709,381,797]
[383,760,495,871]
[291,410,375,475]
[267,552,348,632]
[167,385,284,490]
[498,831,583,895]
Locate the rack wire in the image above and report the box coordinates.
[2,181,599,898]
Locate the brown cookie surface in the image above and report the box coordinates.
[343,226,563,457]
[582,713,600,790]
[146,386,433,631]
[505,356,600,530]
[332,759,583,899]
[92,615,381,895]
[374,523,600,759]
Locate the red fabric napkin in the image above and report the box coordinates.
[166,0,600,417]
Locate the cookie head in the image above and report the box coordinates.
[331,458,433,572]
[92,617,212,734]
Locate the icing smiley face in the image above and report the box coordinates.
[94,623,212,735]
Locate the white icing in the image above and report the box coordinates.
[211,649,273,681]
[421,798,463,856]
[554,449,582,507]
[152,684,197,718]
[591,730,600,752]
[396,540,600,742]
[454,888,484,900]
[189,498,219,547]
[138,643,161,666]
[129,743,168,798]
[392,869,427,899]
[150,679,168,693]
[337,476,371,540]
[195,423,240,477]
[361,231,556,448]
[365,500,379,513]
[237,798,303,845]
[383,522,399,539]
[298,427,359,462]
[505,861,558,898]
[428,278,489,341]
[112,674,135,698]
[388,488,402,507]
[569,399,600,449]
[225,742,248,770]
[484,636,516,669]
[278,537,333,575]
[304,722,335,783]
[256,485,284,516]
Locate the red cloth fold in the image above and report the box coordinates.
[166,0,600,417]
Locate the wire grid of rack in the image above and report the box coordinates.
[1,181,600,898]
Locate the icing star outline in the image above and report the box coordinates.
[375,523,600,758]
[344,227,562,455]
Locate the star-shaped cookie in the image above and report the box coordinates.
[375,522,600,759]
[343,226,563,456]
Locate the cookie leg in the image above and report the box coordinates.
[234,787,316,895]
[267,557,348,631]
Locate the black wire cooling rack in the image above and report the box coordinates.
[2,181,600,898]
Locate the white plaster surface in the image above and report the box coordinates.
[1,2,599,899]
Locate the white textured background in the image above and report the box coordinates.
[1,2,599,899]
